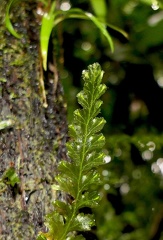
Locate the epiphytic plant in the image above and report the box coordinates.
[5,0,127,71]
[37,62,107,240]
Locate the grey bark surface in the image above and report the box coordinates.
[0,1,68,239]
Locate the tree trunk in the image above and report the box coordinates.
[0,1,68,239]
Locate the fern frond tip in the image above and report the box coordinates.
[82,63,104,84]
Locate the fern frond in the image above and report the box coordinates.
[37,63,107,240]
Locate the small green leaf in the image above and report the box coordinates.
[68,124,81,139]
[40,2,56,71]
[40,212,65,240]
[66,142,81,164]
[87,117,106,135]
[53,200,72,217]
[79,171,101,193]
[76,91,89,109]
[90,100,103,119]
[85,133,106,153]
[73,109,87,125]
[94,84,107,100]
[89,0,107,21]
[58,161,79,180]
[83,152,105,171]
[2,167,20,187]
[5,0,22,39]
[77,191,100,209]
[56,174,78,198]
[107,22,129,39]
[69,213,95,232]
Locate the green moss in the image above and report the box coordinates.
[0,0,68,239]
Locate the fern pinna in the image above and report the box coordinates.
[37,63,107,240]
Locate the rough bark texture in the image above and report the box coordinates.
[0,1,68,239]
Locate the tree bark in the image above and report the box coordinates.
[0,1,68,239]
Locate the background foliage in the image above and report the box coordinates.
[56,0,163,239]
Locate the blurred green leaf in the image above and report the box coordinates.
[5,0,21,39]
[77,191,100,209]
[53,200,72,217]
[54,8,114,52]
[40,1,56,71]
[89,0,107,21]
[2,167,20,187]
[69,213,95,232]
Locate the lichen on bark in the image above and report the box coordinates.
[0,1,68,239]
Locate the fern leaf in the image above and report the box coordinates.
[83,151,105,171]
[37,63,107,240]
[38,212,65,240]
[76,191,100,209]
[87,117,106,135]
[68,213,95,232]
[79,171,101,193]
[55,174,78,198]
[57,161,79,180]
[53,200,72,217]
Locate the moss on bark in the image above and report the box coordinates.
[0,1,68,239]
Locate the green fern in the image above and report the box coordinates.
[37,63,107,240]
